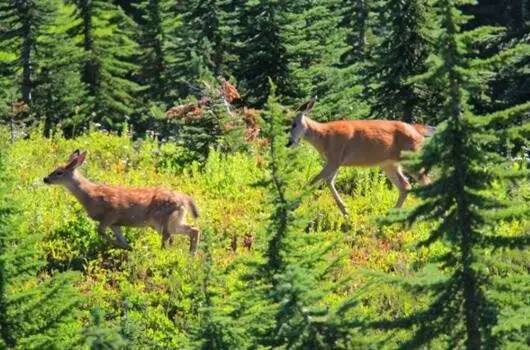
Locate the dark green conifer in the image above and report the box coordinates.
[223,1,290,107]
[80,308,127,350]
[72,0,144,130]
[33,1,88,136]
[193,229,248,349]
[179,0,224,77]
[0,146,81,349]
[259,86,353,349]
[367,0,432,122]
[215,86,357,349]
[313,0,372,118]
[340,0,369,65]
[135,0,173,104]
[374,1,530,348]
[283,0,346,103]
[0,0,53,105]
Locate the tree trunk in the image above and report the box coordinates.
[508,0,525,32]
[448,67,482,349]
[20,7,33,104]
[80,0,98,94]
[401,85,416,123]
[356,0,367,58]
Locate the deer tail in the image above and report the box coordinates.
[187,197,199,219]
[412,124,436,137]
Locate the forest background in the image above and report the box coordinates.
[0,0,528,349]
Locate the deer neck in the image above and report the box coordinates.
[303,117,326,152]
[64,171,97,209]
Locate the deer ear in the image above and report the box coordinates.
[305,96,317,111]
[68,149,81,162]
[297,96,317,113]
[76,151,87,166]
[65,150,86,170]
[296,101,309,112]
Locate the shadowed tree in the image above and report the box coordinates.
[367,0,433,123]
[72,0,144,130]
[0,146,82,349]
[373,0,530,348]
[222,1,290,107]
[0,0,88,136]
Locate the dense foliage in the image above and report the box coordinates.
[375,1,530,348]
[0,142,82,349]
[1,0,526,129]
[0,0,528,348]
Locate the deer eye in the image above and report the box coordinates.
[55,171,64,176]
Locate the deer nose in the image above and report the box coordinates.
[43,177,50,184]
[286,139,293,147]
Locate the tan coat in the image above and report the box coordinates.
[44,150,200,253]
[288,98,434,214]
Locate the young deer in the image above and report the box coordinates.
[287,97,434,215]
[43,150,200,253]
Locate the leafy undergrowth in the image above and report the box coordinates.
[4,129,524,347]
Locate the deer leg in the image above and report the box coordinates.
[169,224,200,254]
[97,222,111,242]
[383,165,411,208]
[98,222,124,249]
[111,226,130,250]
[310,163,339,186]
[327,172,349,216]
[166,210,201,254]
[158,210,182,249]
[310,164,349,216]
[160,222,172,249]
[189,227,201,255]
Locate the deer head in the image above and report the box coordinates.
[287,96,316,147]
[43,149,87,185]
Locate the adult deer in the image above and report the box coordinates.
[287,97,434,215]
[43,150,200,253]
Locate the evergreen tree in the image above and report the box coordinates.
[489,34,530,114]
[32,1,88,136]
[72,0,144,130]
[136,0,227,107]
[476,8,530,118]
[0,0,88,136]
[312,0,372,119]
[374,1,530,348]
[135,0,172,104]
[0,147,82,349]
[172,80,247,164]
[340,0,369,65]
[135,0,193,106]
[216,85,357,349]
[0,3,20,122]
[80,308,127,350]
[179,0,225,78]
[259,85,354,349]
[192,229,248,349]
[283,0,346,102]
[367,0,432,123]
[0,0,54,105]
[223,1,290,107]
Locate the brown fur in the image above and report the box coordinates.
[304,119,425,166]
[288,99,434,214]
[44,150,200,253]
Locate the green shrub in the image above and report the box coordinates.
[1,127,525,347]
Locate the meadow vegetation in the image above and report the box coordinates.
[1,112,527,348]
[0,123,445,347]
[1,0,528,348]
